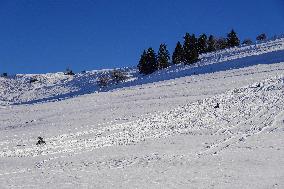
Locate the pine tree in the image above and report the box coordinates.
[227,29,240,47]
[183,33,191,63]
[137,50,148,74]
[137,48,157,75]
[146,47,157,74]
[183,33,199,64]
[197,34,208,54]
[190,34,199,62]
[172,41,184,64]
[207,35,216,52]
[157,43,170,69]
[216,37,228,50]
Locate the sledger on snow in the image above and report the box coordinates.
[214,103,220,109]
[36,137,46,145]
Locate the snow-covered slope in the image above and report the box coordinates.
[0,38,284,188]
[1,38,284,105]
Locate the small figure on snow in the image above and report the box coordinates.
[214,103,220,109]
[36,136,46,145]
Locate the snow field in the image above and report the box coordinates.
[0,38,284,188]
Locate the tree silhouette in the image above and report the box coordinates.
[172,41,184,64]
[183,33,199,64]
[137,50,147,74]
[227,29,240,47]
[207,35,216,52]
[197,34,208,54]
[137,48,157,75]
[157,43,170,69]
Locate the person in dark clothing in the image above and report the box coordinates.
[214,103,220,109]
[36,137,46,145]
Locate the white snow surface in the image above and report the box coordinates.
[0,38,284,188]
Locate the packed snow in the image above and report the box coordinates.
[0,38,284,188]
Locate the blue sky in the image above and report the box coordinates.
[0,0,283,74]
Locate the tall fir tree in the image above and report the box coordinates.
[191,34,199,62]
[207,35,216,52]
[183,33,191,63]
[145,47,157,74]
[197,34,208,54]
[227,29,240,47]
[137,50,148,74]
[157,43,170,69]
[183,33,199,64]
[137,48,157,75]
[172,41,184,64]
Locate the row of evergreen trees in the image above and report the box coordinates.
[137,44,171,75]
[138,29,241,75]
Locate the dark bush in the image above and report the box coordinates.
[1,73,8,77]
[242,39,253,45]
[256,33,267,42]
[111,70,128,84]
[97,74,111,87]
[64,68,75,75]
[29,77,38,83]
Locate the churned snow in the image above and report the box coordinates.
[0,38,284,188]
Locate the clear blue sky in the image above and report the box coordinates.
[1,0,284,74]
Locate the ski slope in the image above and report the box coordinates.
[0,39,284,188]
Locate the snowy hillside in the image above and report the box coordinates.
[1,38,284,105]
[0,38,284,188]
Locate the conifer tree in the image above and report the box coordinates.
[227,29,240,47]
[157,43,170,69]
[216,37,228,50]
[137,48,157,75]
[191,34,199,62]
[183,33,191,63]
[207,35,216,52]
[172,41,184,64]
[183,33,199,64]
[146,47,157,74]
[137,50,148,74]
[197,34,208,54]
